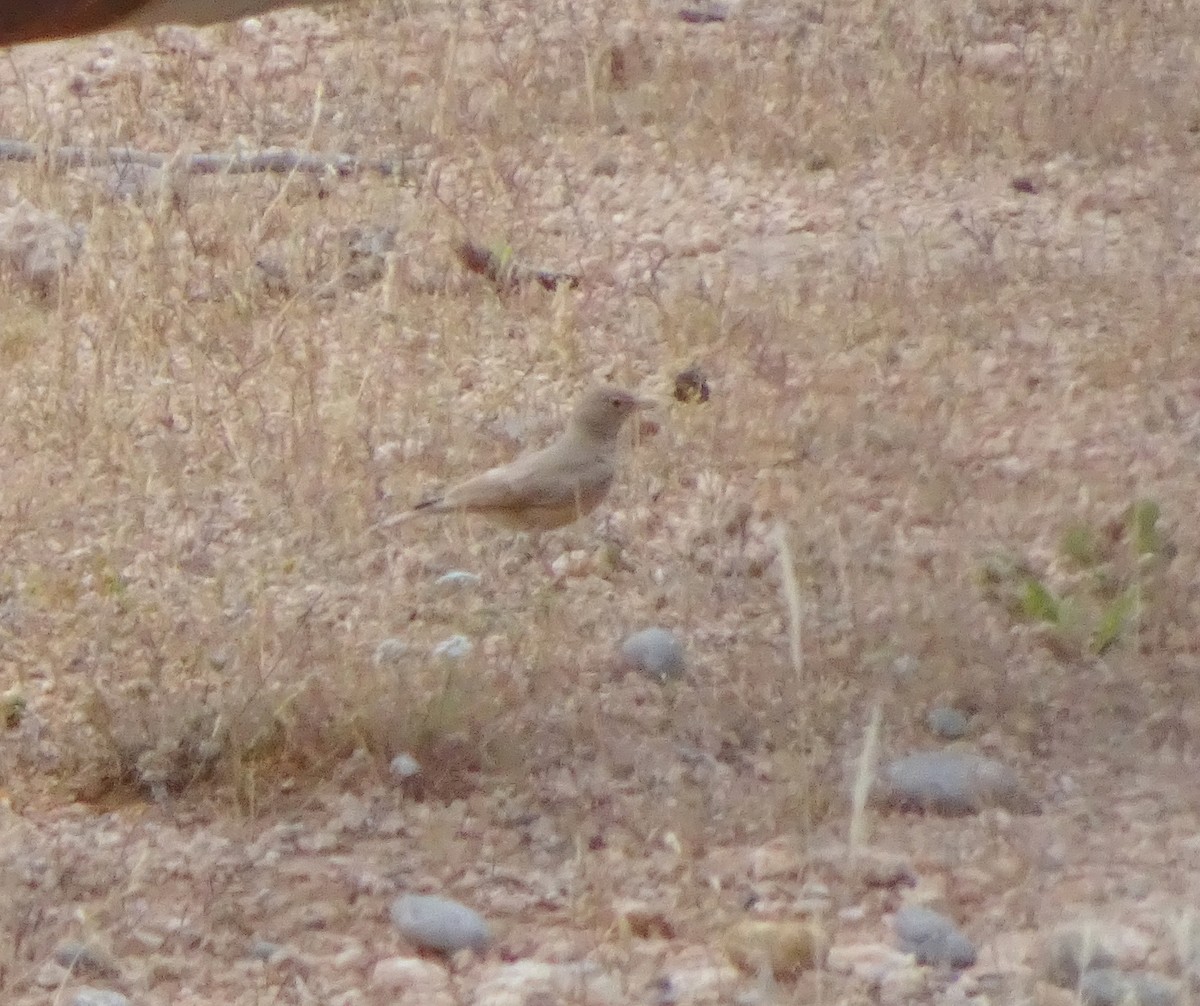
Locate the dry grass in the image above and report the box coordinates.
[0,0,1198,999]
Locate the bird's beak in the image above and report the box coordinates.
[632,396,662,439]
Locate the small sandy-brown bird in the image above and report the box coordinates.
[388,385,652,532]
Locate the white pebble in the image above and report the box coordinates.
[390,894,491,955]
[431,635,473,660]
[390,754,421,780]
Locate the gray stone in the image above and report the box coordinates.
[434,570,482,589]
[621,628,686,682]
[925,706,970,739]
[1042,926,1118,988]
[390,894,491,955]
[1079,970,1127,1006]
[0,200,85,296]
[1079,970,1177,1006]
[373,638,409,666]
[54,941,120,979]
[71,990,129,1006]
[389,753,421,780]
[343,225,398,289]
[893,905,976,969]
[1127,973,1177,1006]
[248,939,284,961]
[430,635,473,660]
[678,3,729,23]
[875,750,1037,815]
[34,962,68,988]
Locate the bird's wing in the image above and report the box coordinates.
[443,441,613,512]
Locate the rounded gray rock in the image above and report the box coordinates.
[621,627,686,682]
[390,894,491,955]
[894,905,977,969]
[1079,969,1177,1006]
[71,991,129,1006]
[389,753,421,780]
[1042,926,1118,988]
[875,750,1037,815]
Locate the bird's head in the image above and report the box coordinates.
[572,385,653,440]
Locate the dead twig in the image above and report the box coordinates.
[0,139,424,179]
[455,239,580,292]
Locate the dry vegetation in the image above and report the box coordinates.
[0,0,1199,1000]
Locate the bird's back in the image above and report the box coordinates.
[443,430,615,515]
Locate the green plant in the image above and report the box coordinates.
[979,499,1176,659]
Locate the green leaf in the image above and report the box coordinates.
[1092,588,1138,654]
[493,241,515,271]
[1128,499,1162,556]
[1020,577,1061,624]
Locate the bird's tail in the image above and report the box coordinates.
[373,497,444,532]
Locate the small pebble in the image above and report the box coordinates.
[880,964,930,1002]
[371,955,454,1000]
[893,905,977,969]
[390,753,422,779]
[431,635,473,660]
[248,940,284,962]
[1042,925,1118,987]
[1079,969,1177,1006]
[390,894,491,955]
[925,707,970,739]
[621,627,686,682]
[55,941,120,979]
[592,154,620,176]
[826,942,914,982]
[678,3,729,22]
[34,962,68,988]
[373,638,409,666]
[434,570,482,588]
[549,548,593,579]
[651,975,678,1006]
[71,991,128,1006]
